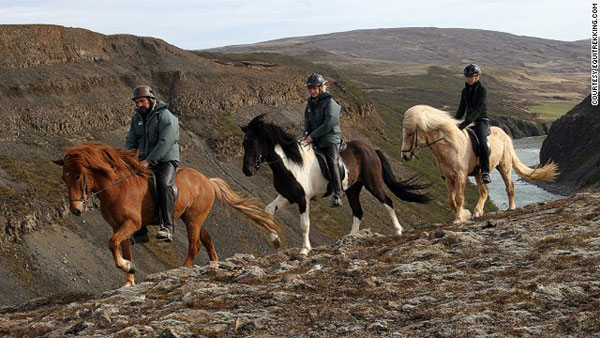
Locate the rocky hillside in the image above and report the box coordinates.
[210,28,589,137]
[540,95,600,193]
[0,25,449,307]
[1,192,599,337]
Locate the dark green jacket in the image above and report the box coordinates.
[304,92,342,148]
[455,80,489,123]
[125,101,180,164]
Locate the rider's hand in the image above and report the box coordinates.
[140,160,150,168]
[457,121,469,130]
[305,135,314,143]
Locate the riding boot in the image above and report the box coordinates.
[322,144,344,208]
[154,161,177,241]
[474,120,491,184]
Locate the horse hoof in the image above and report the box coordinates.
[271,234,282,249]
[209,261,219,270]
[127,263,136,274]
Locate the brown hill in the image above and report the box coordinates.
[0,25,443,306]
[1,191,599,336]
[212,27,589,73]
[210,27,588,138]
[540,95,600,193]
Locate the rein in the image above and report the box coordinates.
[401,128,445,159]
[70,169,140,207]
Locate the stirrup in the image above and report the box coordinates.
[156,226,173,242]
[482,173,491,184]
[330,194,343,208]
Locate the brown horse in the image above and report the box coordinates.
[53,142,280,286]
[401,105,558,223]
[241,114,430,256]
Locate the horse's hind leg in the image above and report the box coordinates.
[181,206,211,267]
[498,162,515,210]
[364,181,403,236]
[473,175,489,218]
[346,183,364,235]
[199,227,218,262]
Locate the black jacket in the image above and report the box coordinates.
[455,81,488,123]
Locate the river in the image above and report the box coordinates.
[468,136,564,210]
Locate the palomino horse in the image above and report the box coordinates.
[53,142,280,286]
[401,105,558,223]
[241,114,430,256]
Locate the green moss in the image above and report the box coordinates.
[528,100,579,120]
[0,155,65,210]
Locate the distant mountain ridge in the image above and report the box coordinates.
[211,27,589,73]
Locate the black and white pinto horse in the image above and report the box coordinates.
[241,114,430,256]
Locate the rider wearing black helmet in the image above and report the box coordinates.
[302,73,344,207]
[126,85,180,241]
[455,64,492,184]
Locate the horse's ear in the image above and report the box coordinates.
[52,159,64,166]
[239,125,247,133]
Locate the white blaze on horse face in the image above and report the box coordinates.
[274,144,328,198]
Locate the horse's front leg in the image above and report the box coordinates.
[265,194,291,215]
[453,177,472,224]
[121,238,135,286]
[108,220,139,279]
[298,197,311,257]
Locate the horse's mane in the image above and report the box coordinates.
[403,105,468,151]
[63,142,151,180]
[245,114,303,165]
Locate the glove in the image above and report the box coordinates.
[457,121,469,130]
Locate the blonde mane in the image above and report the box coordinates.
[403,105,468,151]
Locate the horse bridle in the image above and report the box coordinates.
[401,128,445,160]
[253,153,284,169]
[69,170,140,207]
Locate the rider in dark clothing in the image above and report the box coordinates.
[302,73,344,207]
[455,64,492,184]
[126,85,180,241]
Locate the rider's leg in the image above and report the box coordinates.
[321,144,343,207]
[154,161,177,241]
[474,120,491,184]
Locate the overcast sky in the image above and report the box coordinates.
[0,0,591,50]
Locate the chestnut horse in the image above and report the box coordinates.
[53,142,280,286]
[401,105,558,223]
[241,114,430,256]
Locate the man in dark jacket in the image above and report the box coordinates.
[302,73,344,207]
[126,85,180,241]
[455,64,492,184]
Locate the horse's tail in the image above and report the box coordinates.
[209,177,281,248]
[376,150,431,204]
[507,138,559,181]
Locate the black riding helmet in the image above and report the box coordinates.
[463,64,481,77]
[305,73,325,87]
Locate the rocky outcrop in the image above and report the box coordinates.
[540,96,600,192]
[1,192,599,337]
[492,115,550,139]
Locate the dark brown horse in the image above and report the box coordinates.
[53,142,280,286]
[241,114,430,256]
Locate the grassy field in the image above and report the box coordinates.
[528,100,579,120]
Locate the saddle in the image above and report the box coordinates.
[314,142,347,197]
[466,127,491,176]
